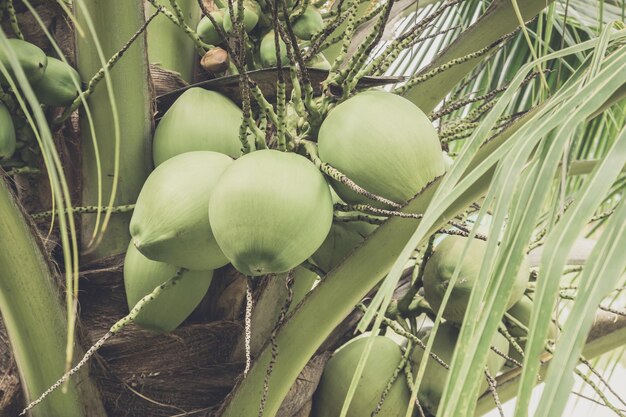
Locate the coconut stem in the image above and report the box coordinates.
[32,204,136,220]
[4,0,23,39]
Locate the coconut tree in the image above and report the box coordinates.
[0,0,625,416]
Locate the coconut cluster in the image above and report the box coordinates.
[195,1,329,74]
[0,39,81,161]
[310,233,539,416]
[126,87,446,332]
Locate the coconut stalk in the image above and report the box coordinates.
[146,0,200,82]
[75,0,153,261]
[0,177,107,417]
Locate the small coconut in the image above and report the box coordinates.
[411,321,509,416]
[0,39,47,85]
[32,57,81,106]
[423,236,530,323]
[123,242,213,333]
[312,221,377,273]
[259,31,288,67]
[130,151,232,270]
[312,336,411,417]
[504,294,558,365]
[292,6,324,40]
[152,88,244,165]
[197,11,226,45]
[209,149,333,276]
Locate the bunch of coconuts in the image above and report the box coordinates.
[1,39,81,162]
[312,235,551,417]
[195,0,330,74]
[125,86,446,331]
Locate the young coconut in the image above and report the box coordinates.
[259,31,288,68]
[197,11,225,45]
[312,336,412,417]
[123,242,213,333]
[318,91,445,207]
[209,149,333,276]
[292,6,324,40]
[411,321,509,416]
[504,294,558,365]
[0,39,47,85]
[0,102,16,159]
[309,54,331,70]
[311,220,377,273]
[31,57,81,106]
[222,1,260,34]
[423,236,530,323]
[130,151,232,270]
[152,88,244,165]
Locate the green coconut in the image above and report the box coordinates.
[130,151,232,270]
[423,236,530,323]
[0,39,47,85]
[292,7,324,40]
[318,91,445,207]
[309,53,331,70]
[152,88,244,166]
[312,221,377,273]
[504,294,558,365]
[222,1,260,34]
[312,336,412,417]
[0,101,16,159]
[123,242,213,333]
[197,11,226,46]
[209,149,333,276]
[31,57,81,106]
[259,31,288,67]
[411,321,509,416]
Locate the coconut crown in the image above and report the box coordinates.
[130,151,232,270]
[32,57,81,106]
[423,235,530,323]
[123,242,213,333]
[152,88,244,166]
[318,90,445,207]
[312,336,411,417]
[0,39,47,85]
[209,149,333,276]
[411,321,509,416]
